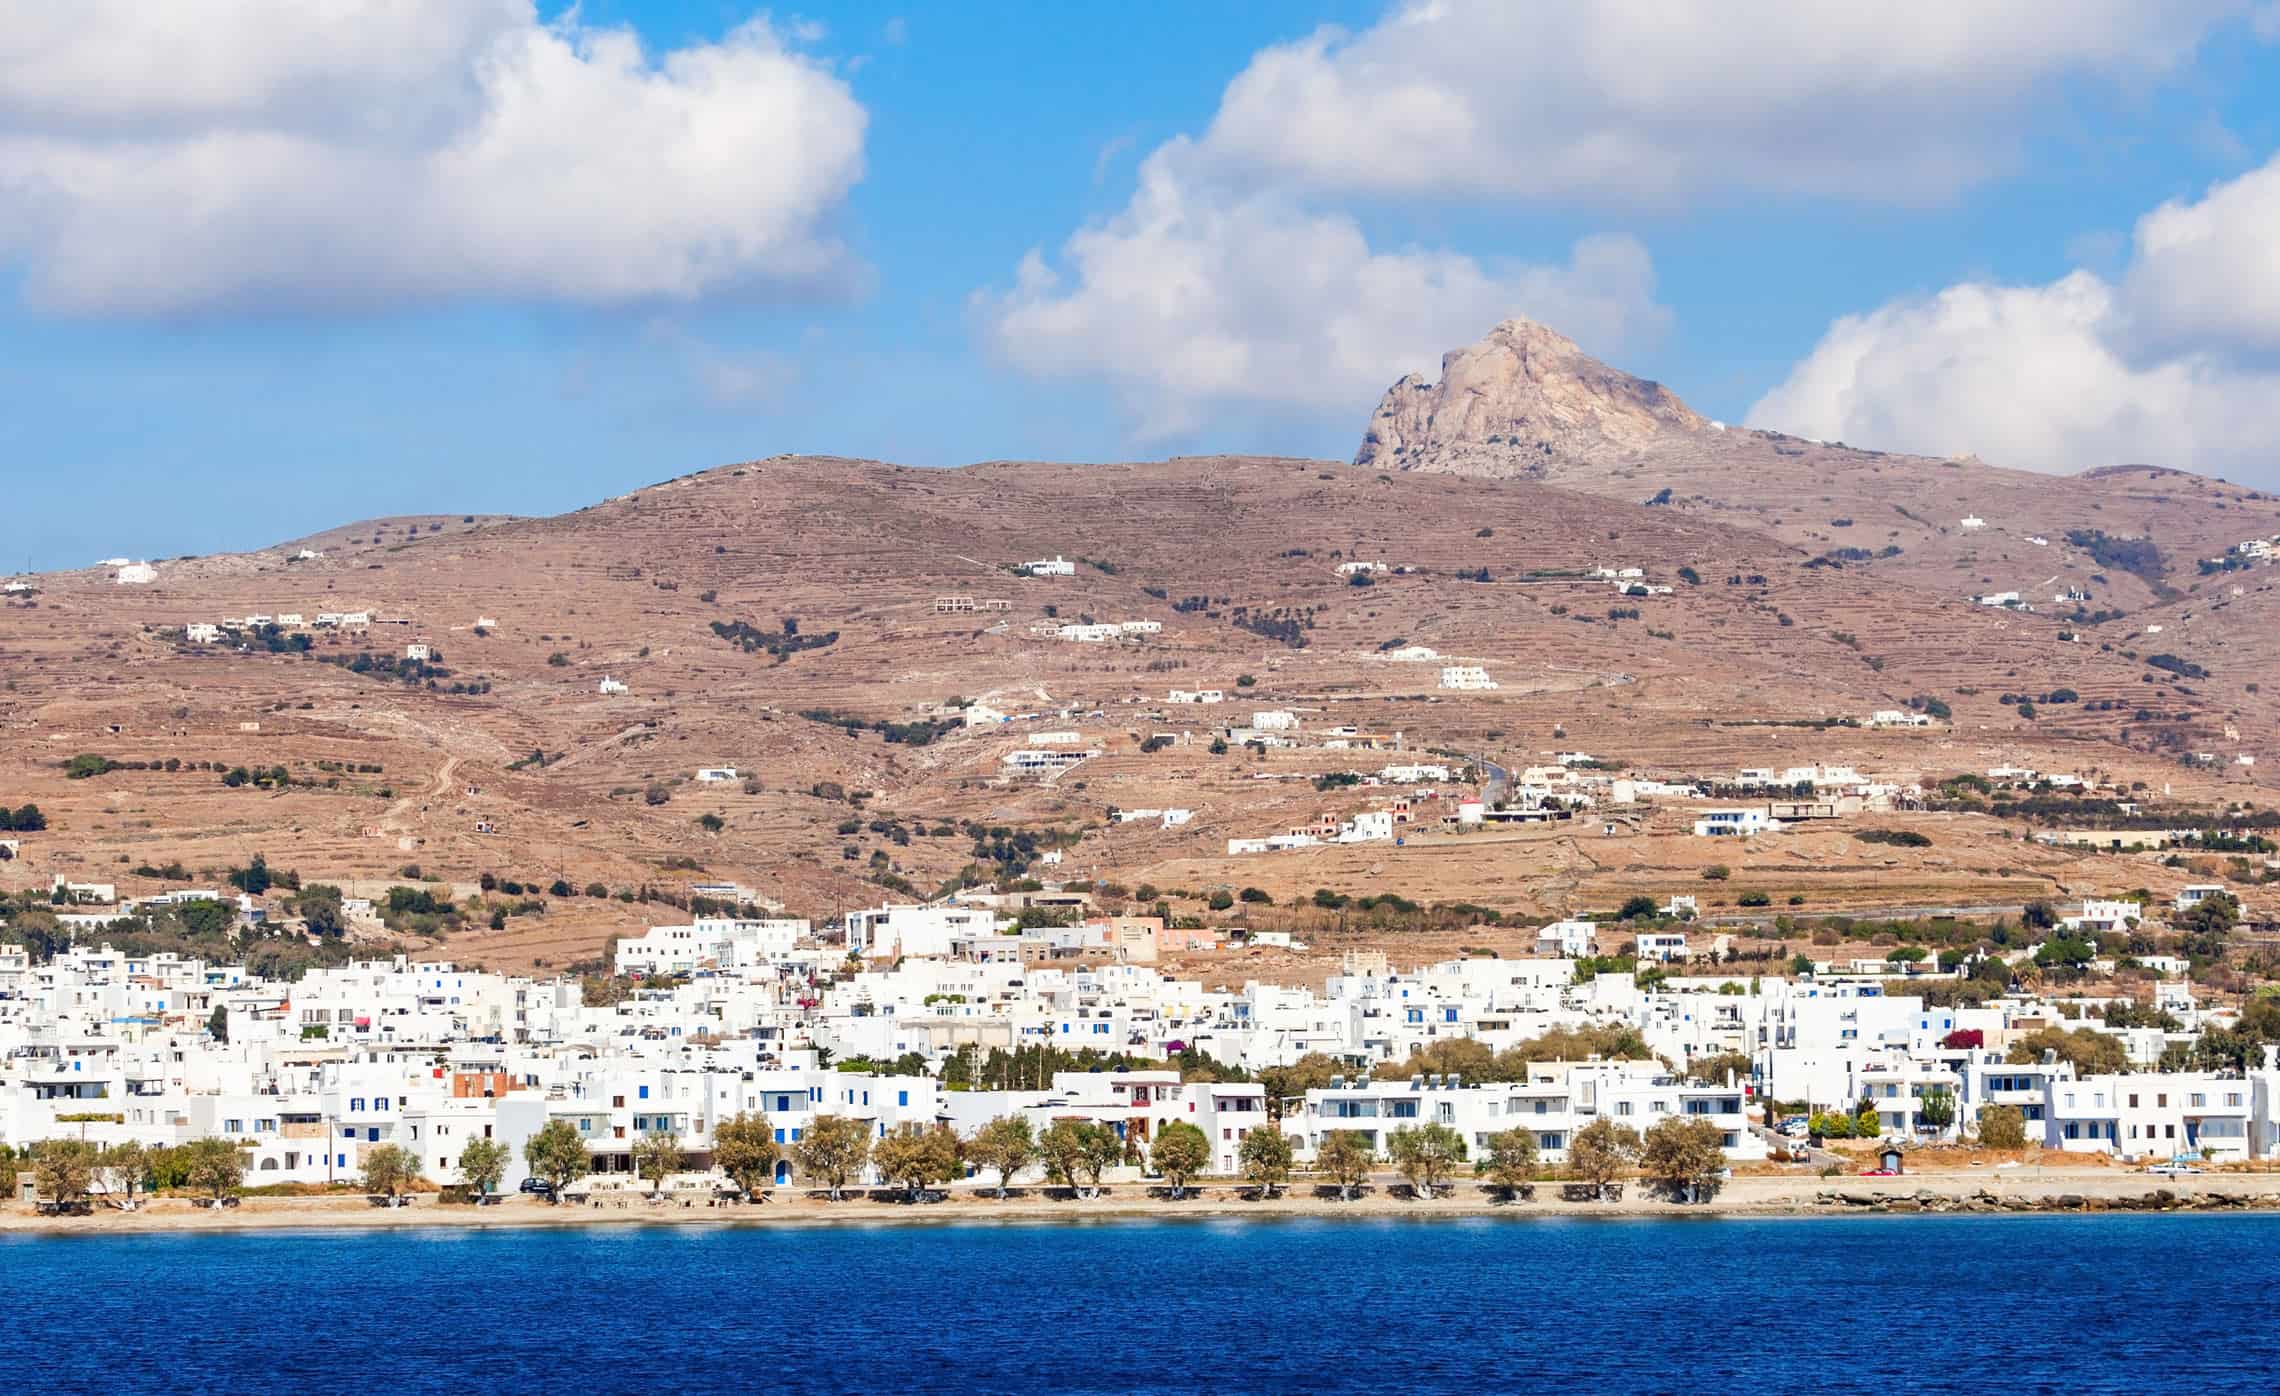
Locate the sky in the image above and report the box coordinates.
[8,0,2280,572]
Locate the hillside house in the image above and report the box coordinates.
[275,613,304,627]
[113,563,156,585]
[2177,884,2228,912]
[3,580,31,594]
[1380,763,1451,782]
[1536,919,1596,956]
[695,767,738,784]
[1118,620,1161,636]
[1335,561,1388,577]
[2063,900,2142,934]
[1167,689,1224,704]
[1023,555,1076,577]
[185,623,223,644]
[1383,645,1439,661]
[1973,590,2022,607]
[475,616,499,629]
[1002,749,1090,774]
[1251,710,1298,732]
[1439,665,1497,691]
[1054,624,1121,643]
[1636,931,1689,962]
[1028,731,1082,746]
[597,677,629,695]
[1867,710,1933,728]
[403,644,432,662]
[1694,809,1778,837]
[1961,515,1987,530]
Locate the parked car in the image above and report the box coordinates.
[2146,1163,2201,1176]
[1857,1167,1897,1177]
[519,1177,555,1195]
[1778,1117,1808,1138]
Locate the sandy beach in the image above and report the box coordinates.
[12,1165,2280,1236]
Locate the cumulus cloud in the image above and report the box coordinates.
[977,0,2257,437]
[2122,157,2280,352]
[1748,154,2280,476]
[978,146,1668,437]
[0,1,868,313]
[1205,0,2249,205]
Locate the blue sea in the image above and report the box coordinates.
[6,1213,2274,1392]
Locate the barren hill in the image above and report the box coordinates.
[3,436,2273,973]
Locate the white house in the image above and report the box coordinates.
[1439,665,1498,691]
[1054,624,1121,643]
[1339,810,1395,844]
[1635,931,1689,962]
[598,676,629,695]
[2062,900,2142,934]
[185,622,224,644]
[1168,689,1224,705]
[842,904,1002,960]
[1251,711,1298,732]
[404,643,432,662]
[1867,710,1933,728]
[1335,560,1388,576]
[1960,515,1986,530]
[114,562,157,585]
[1535,919,1596,956]
[1023,555,1076,577]
[2176,884,2227,912]
[1694,809,1779,837]
[695,767,738,784]
[614,917,811,975]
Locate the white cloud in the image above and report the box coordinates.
[978,0,2256,438]
[1204,0,2250,205]
[0,2,868,314]
[2122,156,2280,352]
[1748,157,2280,476]
[978,146,1668,437]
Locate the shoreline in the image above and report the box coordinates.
[11,1170,2280,1237]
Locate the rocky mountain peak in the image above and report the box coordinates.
[1354,318,1708,477]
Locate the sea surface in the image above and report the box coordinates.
[6,1213,2275,1393]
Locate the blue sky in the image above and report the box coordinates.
[7,1,2280,573]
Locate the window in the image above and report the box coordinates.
[897,1091,909,1107]
[225,1118,243,1133]
[639,1086,650,1100]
